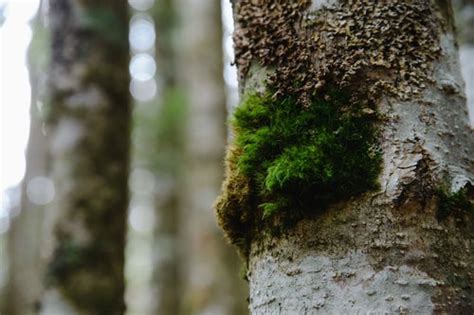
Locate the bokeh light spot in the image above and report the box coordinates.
[130,17,155,52]
[129,205,155,233]
[130,53,156,81]
[130,78,157,102]
[26,176,55,205]
[128,0,154,12]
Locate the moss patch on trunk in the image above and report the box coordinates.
[219,0,444,258]
[216,91,381,257]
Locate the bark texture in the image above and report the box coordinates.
[177,0,249,313]
[220,0,474,313]
[40,1,130,314]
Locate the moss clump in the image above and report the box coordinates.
[437,186,474,221]
[216,91,381,254]
[234,91,381,216]
[215,145,255,257]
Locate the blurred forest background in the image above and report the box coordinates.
[0,0,472,314]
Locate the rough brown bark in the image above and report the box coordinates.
[221,0,474,313]
[40,1,130,314]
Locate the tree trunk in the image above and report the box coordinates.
[177,0,249,313]
[40,1,130,314]
[4,5,50,314]
[454,0,474,124]
[149,1,183,314]
[217,0,474,313]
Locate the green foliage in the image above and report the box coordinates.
[231,91,381,219]
[437,186,474,220]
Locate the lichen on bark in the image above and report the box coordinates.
[233,0,442,104]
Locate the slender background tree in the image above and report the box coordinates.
[454,0,474,124]
[177,0,248,313]
[149,0,184,312]
[3,3,49,313]
[128,1,247,314]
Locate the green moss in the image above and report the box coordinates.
[215,145,255,258]
[233,91,380,217]
[238,264,249,281]
[216,90,382,255]
[437,186,474,221]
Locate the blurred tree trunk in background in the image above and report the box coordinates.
[3,4,49,314]
[148,1,184,314]
[177,0,248,314]
[454,0,474,124]
[453,0,474,43]
[220,1,474,313]
[39,1,130,314]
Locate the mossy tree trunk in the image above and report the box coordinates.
[176,0,249,313]
[40,1,130,314]
[4,5,49,314]
[217,0,474,313]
